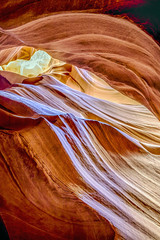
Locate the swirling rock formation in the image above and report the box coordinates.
[0,1,160,240]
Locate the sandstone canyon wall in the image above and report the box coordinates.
[0,1,160,240]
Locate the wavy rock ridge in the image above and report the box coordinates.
[0,2,160,240]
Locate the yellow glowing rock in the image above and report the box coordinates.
[1,50,52,77]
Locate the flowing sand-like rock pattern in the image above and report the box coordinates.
[1,13,160,118]
[0,1,160,240]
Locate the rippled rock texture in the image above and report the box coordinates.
[0,1,160,240]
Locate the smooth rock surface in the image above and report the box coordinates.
[0,2,160,240]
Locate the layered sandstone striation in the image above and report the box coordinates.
[0,1,160,240]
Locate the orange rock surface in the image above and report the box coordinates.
[0,1,160,240]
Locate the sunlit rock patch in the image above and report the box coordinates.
[0,50,52,77]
